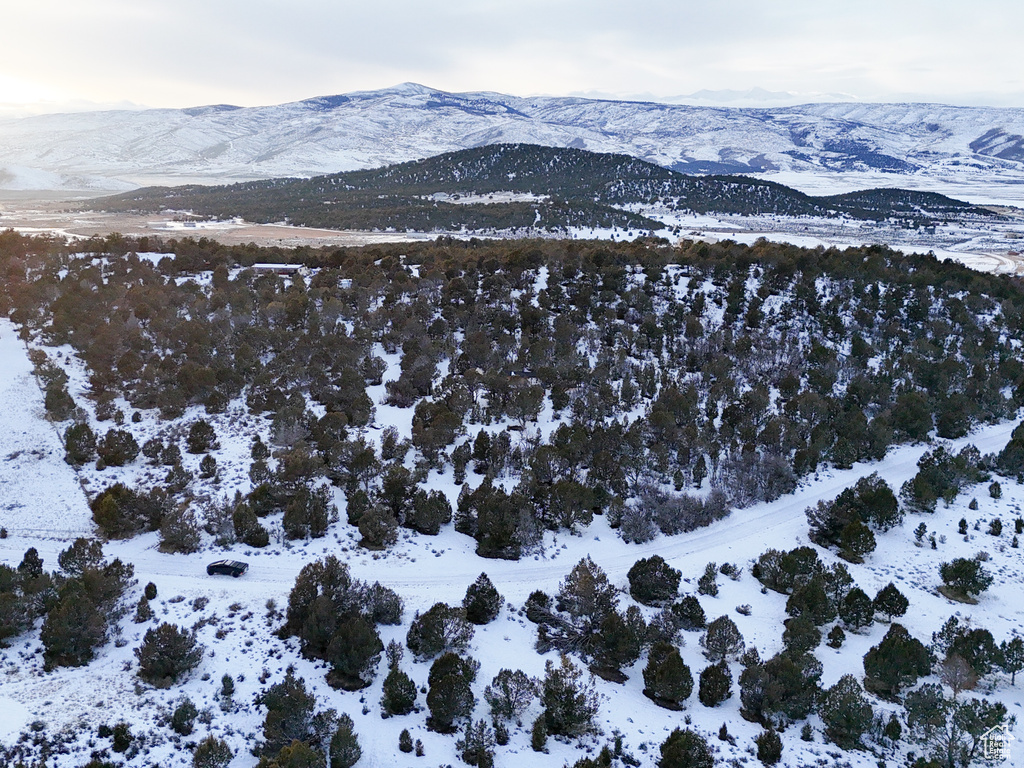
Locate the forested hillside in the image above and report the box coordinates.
[2,231,1023,768]
[96,144,991,232]
[2,231,1021,545]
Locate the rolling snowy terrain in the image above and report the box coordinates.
[2,84,1024,206]
[1,234,1024,768]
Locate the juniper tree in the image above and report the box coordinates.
[658,728,714,768]
[97,428,140,466]
[627,555,681,606]
[329,714,361,768]
[781,614,821,656]
[256,668,317,757]
[701,615,745,662]
[381,665,417,716]
[325,614,382,690]
[642,642,693,709]
[1001,636,1024,684]
[186,420,218,453]
[233,502,270,547]
[135,622,204,687]
[406,602,474,661]
[171,698,198,735]
[872,582,909,621]
[863,623,932,698]
[541,655,600,737]
[41,581,107,669]
[754,728,782,766]
[819,674,873,750]
[592,605,646,675]
[484,668,538,722]
[426,653,478,733]
[406,488,452,535]
[697,562,719,597]
[905,683,1009,768]
[939,557,993,599]
[839,587,874,630]
[698,660,732,707]
[57,537,104,577]
[740,651,822,725]
[192,736,233,768]
[463,573,501,625]
[457,719,496,768]
[64,422,97,466]
[671,595,707,630]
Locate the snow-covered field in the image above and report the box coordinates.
[1,306,1023,767]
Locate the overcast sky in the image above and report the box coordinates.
[3,0,1023,112]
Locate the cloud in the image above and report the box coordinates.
[3,0,1024,108]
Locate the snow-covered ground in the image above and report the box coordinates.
[1,304,1023,766]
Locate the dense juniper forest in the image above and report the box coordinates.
[95,144,991,232]
[2,229,1024,768]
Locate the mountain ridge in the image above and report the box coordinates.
[3,83,1024,197]
[96,143,990,233]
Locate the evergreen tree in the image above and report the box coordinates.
[939,557,993,599]
[592,605,646,675]
[701,615,745,662]
[698,660,732,707]
[406,602,474,661]
[463,572,501,625]
[257,668,317,757]
[627,555,681,606]
[192,736,233,768]
[905,683,1009,768]
[740,651,822,725]
[642,642,693,709]
[40,581,107,668]
[819,674,873,750]
[135,622,204,687]
[57,537,104,577]
[329,714,360,768]
[484,668,538,722]
[158,503,202,553]
[697,562,719,597]
[754,728,782,766]
[406,488,452,535]
[356,504,398,549]
[863,623,932,697]
[1001,636,1024,685]
[64,422,97,466]
[381,666,417,716]
[542,655,600,737]
[325,614,382,690]
[781,614,821,656]
[171,698,198,735]
[398,728,413,753]
[426,652,478,733]
[785,574,836,625]
[456,719,496,768]
[658,728,714,768]
[233,502,271,547]
[839,587,874,630]
[671,595,707,630]
[97,428,140,466]
[872,582,909,621]
[186,420,218,453]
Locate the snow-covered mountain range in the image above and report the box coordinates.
[2,83,1024,201]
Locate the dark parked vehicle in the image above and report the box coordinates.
[206,559,248,577]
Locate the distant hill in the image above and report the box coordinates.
[96,144,988,233]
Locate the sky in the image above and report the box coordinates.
[2,0,1023,113]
